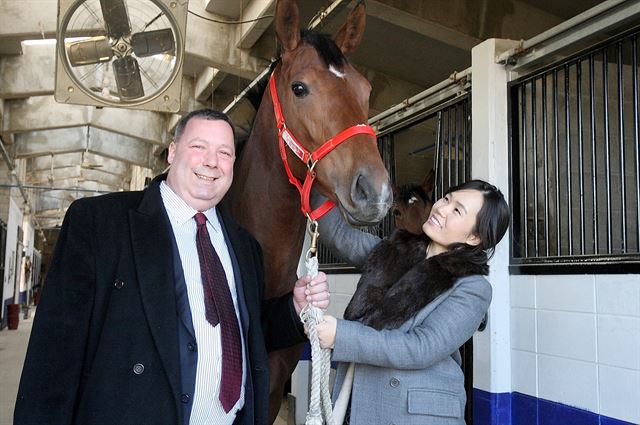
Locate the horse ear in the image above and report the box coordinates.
[275,0,301,52]
[422,169,435,195]
[334,2,366,55]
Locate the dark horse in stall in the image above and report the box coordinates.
[226,0,392,422]
[392,169,435,234]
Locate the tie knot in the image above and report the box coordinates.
[194,212,207,226]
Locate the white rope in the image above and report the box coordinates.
[299,221,334,425]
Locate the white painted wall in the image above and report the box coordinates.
[2,197,23,311]
[471,38,519,395]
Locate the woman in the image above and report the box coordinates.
[315,179,510,425]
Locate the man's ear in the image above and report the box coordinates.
[167,141,176,164]
[466,233,481,247]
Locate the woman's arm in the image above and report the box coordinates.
[330,276,492,369]
[313,191,381,268]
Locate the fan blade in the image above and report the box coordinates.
[100,0,131,38]
[131,29,175,57]
[67,36,113,66]
[113,56,144,99]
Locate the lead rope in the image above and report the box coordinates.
[299,219,334,425]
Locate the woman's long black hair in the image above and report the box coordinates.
[443,180,510,270]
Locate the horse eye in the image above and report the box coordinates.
[291,82,309,98]
[393,208,401,217]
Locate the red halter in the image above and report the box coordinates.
[269,71,377,220]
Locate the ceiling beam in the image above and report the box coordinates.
[237,0,276,49]
[195,67,227,103]
[14,126,158,169]
[365,0,481,52]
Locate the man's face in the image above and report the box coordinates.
[166,118,235,211]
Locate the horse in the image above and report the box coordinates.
[226,0,393,422]
[392,169,435,234]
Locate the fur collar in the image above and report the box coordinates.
[344,229,487,330]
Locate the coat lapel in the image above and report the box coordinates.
[129,177,181,405]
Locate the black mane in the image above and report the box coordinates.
[299,29,347,68]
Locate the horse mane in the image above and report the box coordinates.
[299,29,347,68]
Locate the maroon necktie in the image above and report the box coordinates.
[194,212,242,413]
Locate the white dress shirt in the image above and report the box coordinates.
[160,181,246,425]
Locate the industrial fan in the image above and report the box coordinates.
[55,0,187,112]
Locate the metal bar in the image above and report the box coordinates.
[306,0,349,30]
[565,64,573,256]
[577,59,586,255]
[617,40,627,252]
[463,99,468,181]
[369,68,472,127]
[553,70,562,254]
[447,107,453,188]
[454,103,460,184]
[435,111,443,199]
[542,73,550,256]
[589,52,599,253]
[498,0,640,72]
[633,35,640,251]
[532,78,540,256]
[603,47,613,253]
[522,83,529,257]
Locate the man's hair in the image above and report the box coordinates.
[173,109,236,142]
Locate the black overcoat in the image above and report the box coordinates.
[14,175,305,425]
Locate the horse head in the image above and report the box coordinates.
[271,0,392,225]
[393,169,435,234]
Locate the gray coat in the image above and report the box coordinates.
[318,204,492,425]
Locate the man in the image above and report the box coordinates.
[14,109,329,425]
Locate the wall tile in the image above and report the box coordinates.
[597,315,640,370]
[327,273,358,296]
[596,275,640,317]
[599,365,640,424]
[511,275,536,308]
[537,275,595,312]
[538,354,598,412]
[511,308,536,352]
[511,349,537,396]
[538,310,596,362]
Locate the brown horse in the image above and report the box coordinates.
[392,169,435,234]
[226,0,392,422]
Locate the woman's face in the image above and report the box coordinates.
[422,189,484,256]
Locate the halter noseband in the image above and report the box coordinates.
[269,71,377,220]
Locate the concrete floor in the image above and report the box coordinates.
[0,308,33,425]
[0,308,292,425]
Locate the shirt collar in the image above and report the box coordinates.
[160,181,222,233]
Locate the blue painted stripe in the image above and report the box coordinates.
[473,389,637,425]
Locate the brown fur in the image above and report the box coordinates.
[345,229,488,330]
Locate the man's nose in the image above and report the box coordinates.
[203,150,217,167]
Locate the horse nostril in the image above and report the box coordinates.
[352,173,371,203]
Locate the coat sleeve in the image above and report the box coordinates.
[314,192,381,268]
[14,200,96,425]
[331,276,492,369]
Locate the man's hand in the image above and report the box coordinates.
[316,315,337,349]
[293,272,330,315]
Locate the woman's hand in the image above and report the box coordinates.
[316,315,337,349]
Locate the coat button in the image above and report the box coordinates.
[133,363,145,375]
[389,377,400,387]
[181,393,191,403]
[114,279,124,289]
[187,342,196,352]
